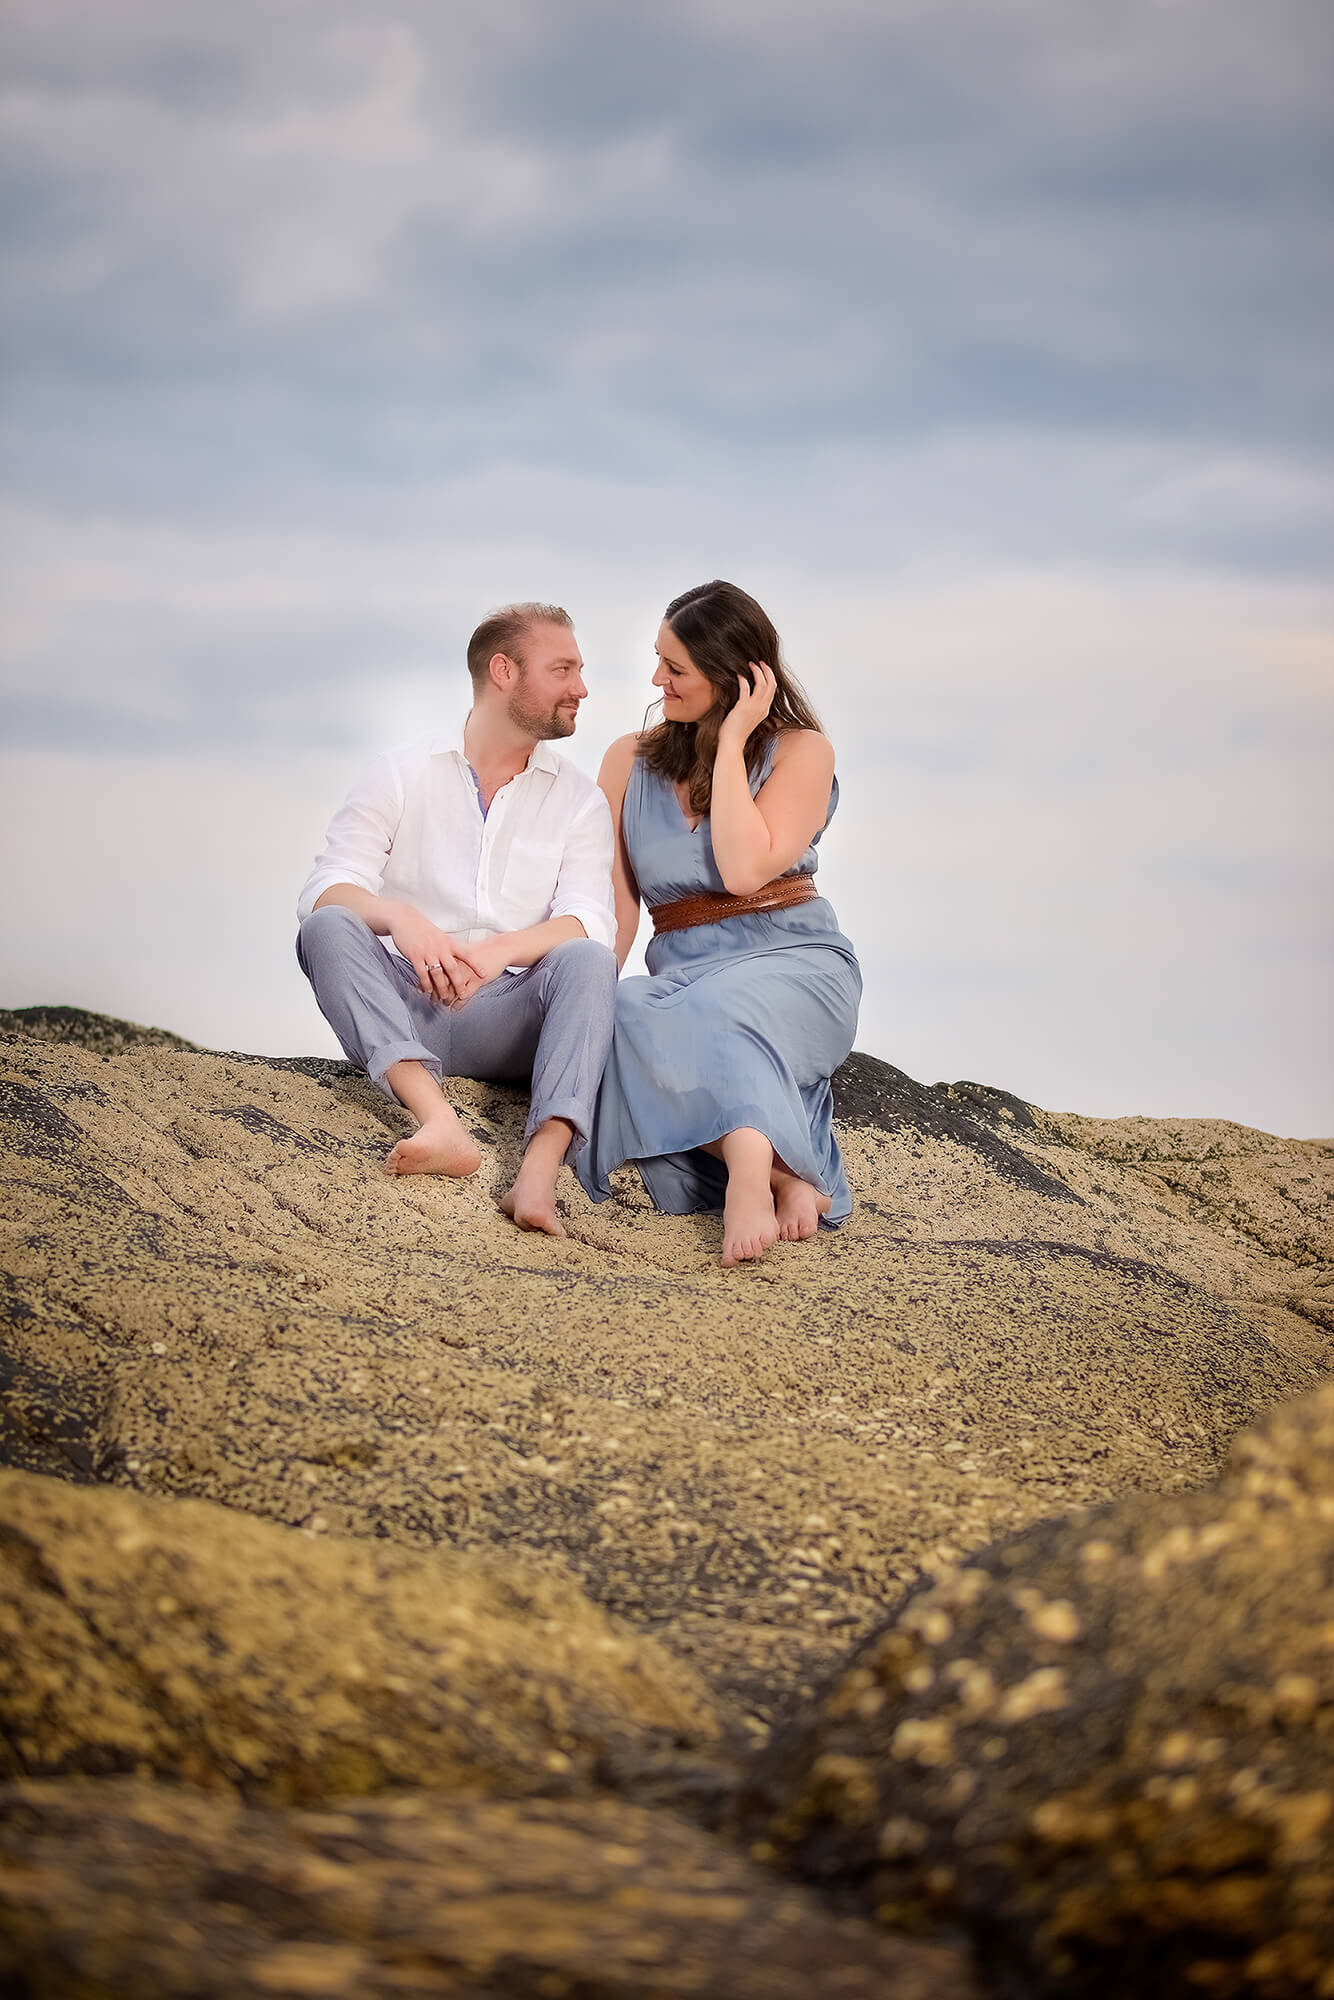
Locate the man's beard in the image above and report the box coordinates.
[507,676,577,740]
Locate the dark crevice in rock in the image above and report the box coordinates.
[0,1079,141,1212]
[0,1078,84,1155]
[929,1236,1200,1293]
[0,1349,108,1485]
[206,1104,352,1157]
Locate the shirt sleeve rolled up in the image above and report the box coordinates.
[296,752,404,925]
[547,790,617,951]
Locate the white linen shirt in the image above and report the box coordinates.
[297,732,616,956]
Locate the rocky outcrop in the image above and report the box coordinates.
[0,1777,974,2000]
[1,1011,1330,1995]
[0,1004,200,1055]
[2,1023,1326,1719]
[737,1382,1334,1998]
[0,1471,716,1803]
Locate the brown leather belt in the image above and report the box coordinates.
[649,873,817,935]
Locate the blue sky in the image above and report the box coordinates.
[1,0,1331,1133]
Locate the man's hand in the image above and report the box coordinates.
[449,934,514,1005]
[386,906,472,1004]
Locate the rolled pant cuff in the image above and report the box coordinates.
[368,1040,443,1096]
[525,1095,592,1159]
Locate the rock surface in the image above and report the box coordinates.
[737,1382,1334,1998]
[2,1022,1327,1717]
[0,1470,716,1802]
[0,1776,974,1999]
[1,1009,1331,1994]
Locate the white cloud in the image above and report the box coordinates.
[0,4,690,324]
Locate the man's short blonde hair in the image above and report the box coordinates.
[466,603,573,685]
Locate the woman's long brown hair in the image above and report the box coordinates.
[638,580,823,818]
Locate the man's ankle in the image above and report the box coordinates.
[524,1116,575,1165]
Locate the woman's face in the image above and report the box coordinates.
[652,620,717,724]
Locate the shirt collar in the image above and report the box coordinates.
[429,724,562,778]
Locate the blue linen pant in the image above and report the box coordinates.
[296,905,616,1154]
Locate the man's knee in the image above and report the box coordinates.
[545,937,617,995]
[297,902,372,971]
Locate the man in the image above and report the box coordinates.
[296,603,617,1237]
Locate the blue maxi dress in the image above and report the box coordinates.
[577,740,862,1223]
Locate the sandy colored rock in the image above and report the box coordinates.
[2,1012,1331,1993]
[0,1775,976,1999]
[2,1025,1327,1717]
[0,1470,716,1802]
[737,1380,1334,1999]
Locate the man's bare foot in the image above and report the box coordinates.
[498,1116,574,1237]
[384,1109,482,1178]
[499,1171,566,1237]
[721,1186,780,1268]
[773,1172,832,1242]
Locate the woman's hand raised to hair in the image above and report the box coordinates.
[716,661,777,752]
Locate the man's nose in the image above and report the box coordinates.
[572,673,588,699]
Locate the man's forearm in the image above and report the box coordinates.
[313,883,407,933]
[492,914,586,968]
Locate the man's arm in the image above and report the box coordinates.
[312,882,474,1006]
[546,786,617,951]
[449,787,616,1000]
[448,914,586,996]
[298,751,399,921]
[300,752,473,1006]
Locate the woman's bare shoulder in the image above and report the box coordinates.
[598,732,642,787]
[770,727,835,769]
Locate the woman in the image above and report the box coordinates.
[578,580,862,1267]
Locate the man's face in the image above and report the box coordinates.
[506,622,588,740]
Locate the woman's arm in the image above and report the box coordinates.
[709,666,835,896]
[598,733,643,965]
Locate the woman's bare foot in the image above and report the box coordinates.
[384,1109,481,1178]
[721,1183,779,1267]
[717,1125,781,1268]
[772,1170,832,1242]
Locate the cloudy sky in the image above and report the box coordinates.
[1,0,1331,1135]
